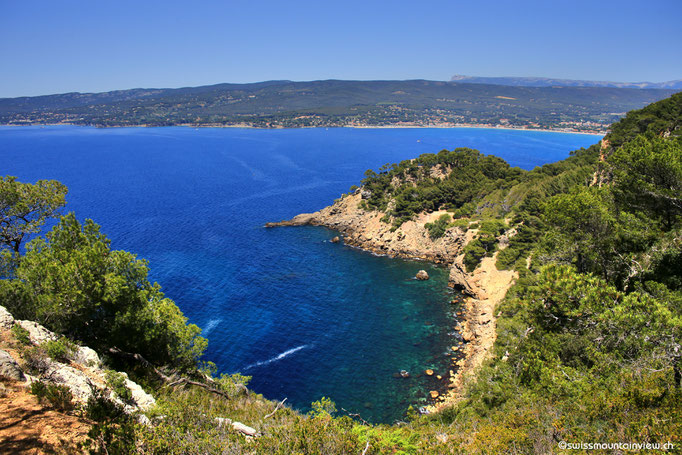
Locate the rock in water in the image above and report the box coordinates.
[416,270,429,280]
[331,236,340,243]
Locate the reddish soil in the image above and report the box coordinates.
[0,380,91,454]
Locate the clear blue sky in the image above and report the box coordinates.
[1,0,681,97]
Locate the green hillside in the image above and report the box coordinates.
[0,79,678,131]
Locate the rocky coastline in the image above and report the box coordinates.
[267,191,517,409]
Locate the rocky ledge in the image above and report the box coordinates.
[0,305,155,415]
[267,192,466,264]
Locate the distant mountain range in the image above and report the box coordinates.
[450,75,682,90]
[0,79,679,132]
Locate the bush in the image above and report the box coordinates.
[424,214,452,239]
[85,388,127,422]
[479,219,508,236]
[84,389,136,455]
[463,232,498,272]
[451,218,470,232]
[0,213,207,371]
[22,346,51,375]
[105,370,133,404]
[30,381,74,412]
[11,324,31,345]
[43,337,76,362]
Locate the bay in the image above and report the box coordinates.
[0,125,599,422]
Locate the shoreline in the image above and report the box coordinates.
[0,122,606,136]
[266,194,517,411]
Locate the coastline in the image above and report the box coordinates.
[266,192,517,411]
[0,122,606,136]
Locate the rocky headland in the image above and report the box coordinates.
[267,190,517,408]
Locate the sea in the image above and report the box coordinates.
[0,125,599,422]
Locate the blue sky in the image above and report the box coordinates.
[1,0,681,97]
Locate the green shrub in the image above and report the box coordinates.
[11,324,31,345]
[105,370,133,404]
[424,214,452,239]
[310,396,337,418]
[463,232,498,272]
[42,337,76,362]
[30,381,74,412]
[84,390,136,455]
[85,388,126,422]
[216,372,251,398]
[479,219,508,236]
[451,218,470,231]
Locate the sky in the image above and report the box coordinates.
[1,0,681,98]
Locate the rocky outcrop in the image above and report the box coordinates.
[448,258,481,298]
[0,306,14,329]
[0,349,26,381]
[17,320,57,344]
[437,252,517,409]
[267,192,465,264]
[265,213,316,227]
[1,305,155,413]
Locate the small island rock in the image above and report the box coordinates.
[331,236,341,243]
[416,270,429,280]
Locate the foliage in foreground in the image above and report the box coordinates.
[0,212,206,371]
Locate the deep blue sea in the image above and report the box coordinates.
[0,126,599,422]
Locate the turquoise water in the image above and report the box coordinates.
[0,125,599,422]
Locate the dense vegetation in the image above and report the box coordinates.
[0,79,677,131]
[1,93,680,453]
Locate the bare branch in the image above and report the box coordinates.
[264,397,287,419]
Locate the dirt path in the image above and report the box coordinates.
[0,380,91,454]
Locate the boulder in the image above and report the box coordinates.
[0,305,14,329]
[123,374,156,411]
[330,236,341,243]
[16,320,56,345]
[416,270,429,280]
[232,421,259,437]
[45,363,95,403]
[429,390,439,399]
[425,369,434,376]
[72,345,101,368]
[0,349,25,381]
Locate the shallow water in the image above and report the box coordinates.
[0,125,599,422]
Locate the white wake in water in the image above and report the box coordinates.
[202,319,222,336]
[242,344,311,371]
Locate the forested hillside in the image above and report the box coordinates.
[357,92,682,451]
[0,79,677,131]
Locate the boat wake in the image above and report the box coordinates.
[202,318,222,336]
[242,344,311,371]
